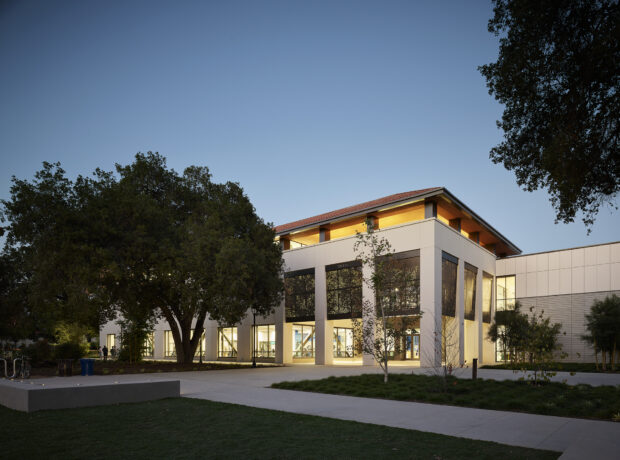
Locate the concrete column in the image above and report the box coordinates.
[457,260,465,366]
[205,318,218,361]
[236,316,252,362]
[314,265,333,365]
[361,263,377,366]
[283,323,293,364]
[476,270,483,363]
[153,328,164,360]
[275,298,286,364]
[420,246,442,367]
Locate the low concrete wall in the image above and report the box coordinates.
[0,379,180,412]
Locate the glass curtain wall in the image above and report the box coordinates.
[377,251,421,315]
[218,327,238,358]
[253,325,276,358]
[143,332,154,358]
[463,263,477,321]
[292,324,315,358]
[405,332,420,360]
[164,330,176,358]
[495,275,516,361]
[191,329,206,358]
[333,327,355,358]
[285,269,315,321]
[326,262,362,319]
[482,273,493,323]
[441,252,458,317]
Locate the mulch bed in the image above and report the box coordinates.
[29,360,277,377]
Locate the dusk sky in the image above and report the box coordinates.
[1,0,618,254]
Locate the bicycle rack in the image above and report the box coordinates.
[0,357,30,379]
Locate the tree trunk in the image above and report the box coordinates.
[381,301,389,383]
[594,339,599,371]
[612,340,616,372]
[601,350,607,371]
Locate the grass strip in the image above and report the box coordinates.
[271,373,620,421]
[0,397,558,459]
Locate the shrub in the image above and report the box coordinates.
[24,339,53,364]
[54,342,88,360]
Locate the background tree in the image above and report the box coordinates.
[0,251,34,345]
[480,0,619,229]
[488,302,565,383]
[1,162,114,342]
[583,294,620,371]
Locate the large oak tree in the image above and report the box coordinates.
[1,153,284,363]
[480,0,619,229]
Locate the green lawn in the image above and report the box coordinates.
[271,373,620,421]
[482,362,619,373]
[0,398,558,459]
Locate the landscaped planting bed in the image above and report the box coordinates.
[482,362,619,374]
[272,373,620,421]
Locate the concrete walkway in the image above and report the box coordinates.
[14,365,620,458]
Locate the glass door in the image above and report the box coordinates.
[405,332,420,360]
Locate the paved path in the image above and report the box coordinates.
[16,365,620,458]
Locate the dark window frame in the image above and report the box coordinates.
[463,262,477,321]
[482,272,493,323]
[284,268,316,322]
[326,260,363,320]
[376,250,421,316]
[441,251,458,317]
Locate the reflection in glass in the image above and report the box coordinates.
[292,324,315,358]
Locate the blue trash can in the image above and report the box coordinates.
[86,358,94,376]
[79,358,88,376]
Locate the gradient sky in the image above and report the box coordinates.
[1,0,618,254]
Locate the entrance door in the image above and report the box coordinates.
[405,333,420,360]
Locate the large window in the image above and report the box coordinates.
[482,273,493,323]
[143,332,154,357]
[326,262,362,319]
[191,329,206,358]
[285,269,315,322]
[495,275,516,361]
[106,334,115,350]
[164,330,176,358]
[218,327,238,358]
[253,325,276,358]
[333,327,355,358]
[442,252,458,317]
[463,263,477,321]
[496,275,516,311]
[377,250,421,315]
[292,324,315,359]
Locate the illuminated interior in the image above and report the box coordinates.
[277,191,518,257]
[253,324,276,358]
[292,323,315,359]
[218,327,238,358]
[164,330,175,357]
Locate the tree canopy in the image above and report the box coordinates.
[0,153,284,363]
[480,0,619,229]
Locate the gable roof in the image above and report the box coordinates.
[275,187,442,234]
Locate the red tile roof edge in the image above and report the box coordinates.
[275,187,443,234]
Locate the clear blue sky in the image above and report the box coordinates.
[0,0,618,254]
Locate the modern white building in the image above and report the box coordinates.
[100,187,620,366]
